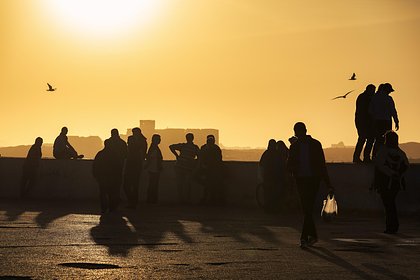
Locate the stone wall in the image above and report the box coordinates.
[0,158,419,213]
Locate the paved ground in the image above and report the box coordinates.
[0,200,419,280]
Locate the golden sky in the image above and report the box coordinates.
[1,0,420,148]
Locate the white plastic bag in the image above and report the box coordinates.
[321,194,338,221]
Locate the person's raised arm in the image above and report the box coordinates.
[390,98,399,131]
[169,144,181,159]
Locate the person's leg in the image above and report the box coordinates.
[373,120,388,158]
[123,168,133,205]
[380,188,399,233]
[263,180,275,212]
[364,136,374,162]
[176,168,185,203]
[20,169,29,198]
[353,126,366,162]
[372,121,382,158]
[185,170,193,203]
[297,177,319,242]
[387,188,400,233]
[147,172,160,203]
[98,182,108,213]
[132,169,141,206]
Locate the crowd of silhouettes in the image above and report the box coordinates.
[352,83,409,234]
[18,92,410,246]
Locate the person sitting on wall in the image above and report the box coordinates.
[53,127,84,159]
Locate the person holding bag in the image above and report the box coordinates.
[374,130,409,234]
[288,122,334,248]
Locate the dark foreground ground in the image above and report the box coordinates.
[0,200,419,280]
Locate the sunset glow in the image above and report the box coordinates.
[45,0,161,37]
[1,0,420,148]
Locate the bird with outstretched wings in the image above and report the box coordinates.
[46,83,57,92]
[332,90,354,100]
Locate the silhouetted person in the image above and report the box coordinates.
[169,133,200,203]
[288,136,298,146]
[145,134,163,203]
[259,139,282,213]
[199,135,224,205]
[353,84,376,163]
[123,127,147,208]
[374,131,409,234]
[53,127,83,159]
[287,122,333,248]
[20,137,43,197]
[276,140,289,165]
[370,83,399,158]
[93,140,121,213]
[105,128,128,209]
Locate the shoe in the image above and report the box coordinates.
[307,236,318,246]
[353,158,363,164]
[363,158,372,163]
[300,239,308,249]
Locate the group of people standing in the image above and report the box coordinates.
[20,127,225,211]
[92,128,155,213]
[260,115,409,247]
[259,122,334,248]
[93,130,225,212]
[19,83,410,246]
[353,83,399,163]
[353,83,409,234]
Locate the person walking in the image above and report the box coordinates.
[145,134,163,204]
[287,122,334,248]
[123,128,147,208]
[353,84,376,163]
[374,131,409,234]
[370,83,399,158]
[169,133,200,203]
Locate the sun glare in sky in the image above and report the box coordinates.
[45,0,161,37]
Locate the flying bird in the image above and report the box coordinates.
[349,73,356,80]
[46,83,57,92]
[332,90,354,100]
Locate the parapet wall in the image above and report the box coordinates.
[0,158,419,213]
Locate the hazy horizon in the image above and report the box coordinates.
[1,0,420,148]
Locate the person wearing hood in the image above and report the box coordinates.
[259,139,282,213]
[374,131,409,234]
[21,137,43,197]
